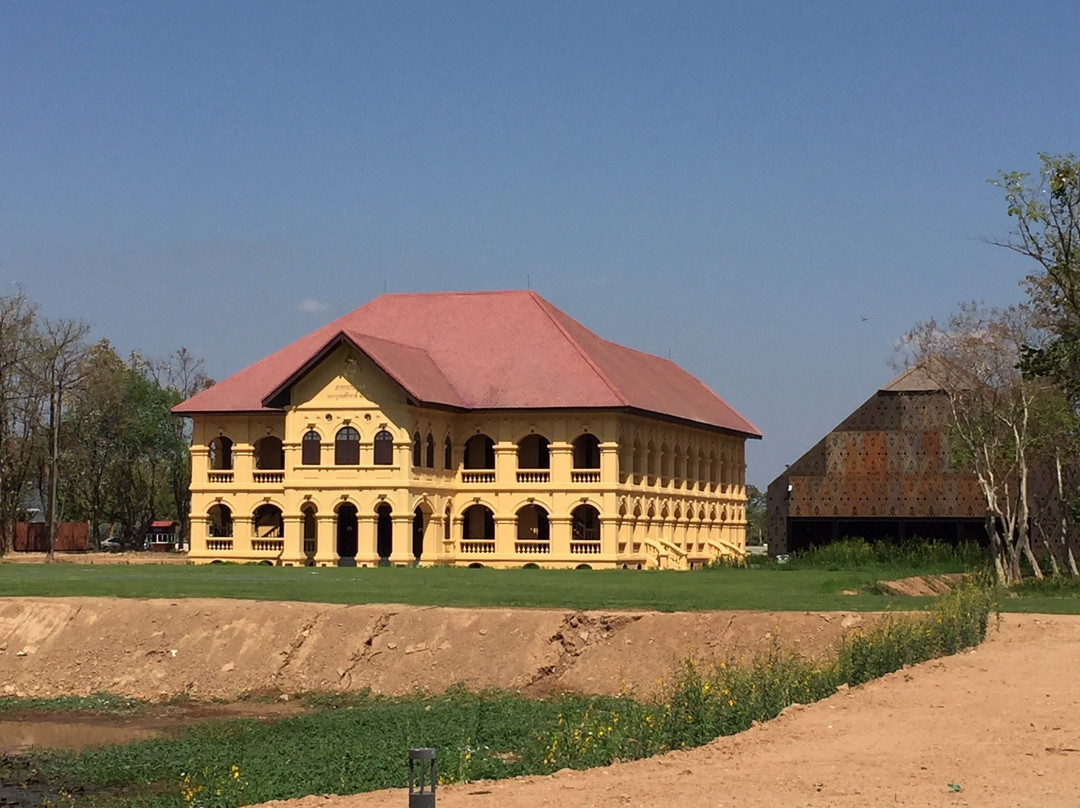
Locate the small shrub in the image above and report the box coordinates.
[836,580,993,685]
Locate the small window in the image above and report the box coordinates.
[374,429,394,465]
[444,436,453,469]
[425,433,435,468]
[335,426,360,465]
[412,432,423,467]
[302,430,321,465]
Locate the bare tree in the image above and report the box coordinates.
[0,292,45,555]
[35,317,90,558]
[157,347,213,544]
[902,303,1067,584]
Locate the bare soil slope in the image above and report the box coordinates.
[0,598,866,701]
[257,614,1080,808]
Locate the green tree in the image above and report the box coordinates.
[992,153,1080,403]
[745,484,766,545]
[64,341,130,547]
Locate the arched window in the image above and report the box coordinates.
[302,430,321,465]
[443,436,453,469]
[335,426,360,465]
[444,504,452,541]
[373,429,394,465]
[572,434,601,469]
[425,433,435,468]
[412,432,423,467]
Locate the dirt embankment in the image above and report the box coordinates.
[0,598,868,702]
[2,552,187,565]
[257,614,1080,808]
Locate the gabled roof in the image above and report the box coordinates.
[879,356,977,394]
[173,290,760,437]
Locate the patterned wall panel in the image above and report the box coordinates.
[767,389,988,552]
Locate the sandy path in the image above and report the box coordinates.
[257,614,1080,808]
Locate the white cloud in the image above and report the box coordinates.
[298,298,329,313]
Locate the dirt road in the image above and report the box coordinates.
[255,613,1080,808]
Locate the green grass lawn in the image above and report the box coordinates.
[0,562,934,612]
[2,553,1077,613]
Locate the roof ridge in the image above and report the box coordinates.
[376,289,530,300]
[528,292,627,406]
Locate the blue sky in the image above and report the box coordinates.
[2,2,1077,486]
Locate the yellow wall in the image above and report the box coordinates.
[186,345,749,569]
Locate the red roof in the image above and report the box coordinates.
[173,291,760,437]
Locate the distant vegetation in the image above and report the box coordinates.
[0,290,211,554]
[761,538,990,572]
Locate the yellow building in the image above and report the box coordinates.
[173,291,760,569]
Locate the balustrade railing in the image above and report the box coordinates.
[460,540,495,554]
[253,471,285,484]
[208,471,234,484]
[514,540,551,554]
[252,539,284,553]
[207,539,233,552]
[570,541,601,555]
[516,470,550,483]
[461,471,495,484]
[570,470,600,483]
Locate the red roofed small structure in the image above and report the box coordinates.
[175,290,760,569]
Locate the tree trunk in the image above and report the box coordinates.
[46,388,60,560]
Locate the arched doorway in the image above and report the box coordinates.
[462,504,495,541]
[254,436,284,470]
[301,504,317,561]
[209,436,233,470]
[207,503,233,537]
[463,434,495,469]
[572,504,601,540]
[412,507,425,562]
[516,504,550,541]
[337,504,358,566]
[376,503,393,564]
[253,504,283,537]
